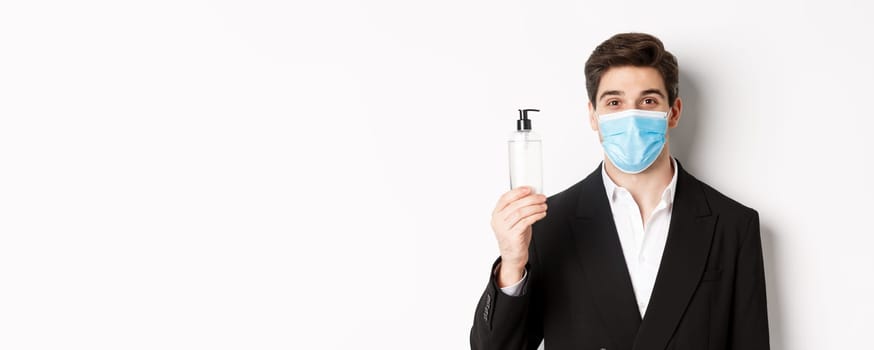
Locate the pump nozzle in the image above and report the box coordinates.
[517,109,540,131]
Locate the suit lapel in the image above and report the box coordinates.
[632,161,717,350]
[566,160,717,350]
[567,165,641,350]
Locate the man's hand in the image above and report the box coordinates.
[491,186,548,288]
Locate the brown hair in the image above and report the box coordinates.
[584,33,679,108]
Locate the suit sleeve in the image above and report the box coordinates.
[730,211,771,349]
[470,232,544,350]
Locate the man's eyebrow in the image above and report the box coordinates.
[598,90,623,101]
[640,89,666,98]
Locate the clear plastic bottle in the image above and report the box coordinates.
[509,109,543,194]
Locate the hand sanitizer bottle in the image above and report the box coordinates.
[509,109,543,194]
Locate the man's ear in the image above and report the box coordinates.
[588,101,598,131]
[668,97,683,128]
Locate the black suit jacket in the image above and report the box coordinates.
[471,160,770,350]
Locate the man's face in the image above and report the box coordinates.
[587,66,682,140]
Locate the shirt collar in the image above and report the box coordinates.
[601,156,679,205]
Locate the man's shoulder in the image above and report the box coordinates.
[688,171,758,222]
[542,168,601,216]
[536,162,761,224]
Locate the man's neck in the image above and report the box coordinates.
[603,150,674,205]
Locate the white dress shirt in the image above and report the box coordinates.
[499,157,679,318]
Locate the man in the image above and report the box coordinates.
[470,33,770,350]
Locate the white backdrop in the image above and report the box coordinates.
[1,1,873,349]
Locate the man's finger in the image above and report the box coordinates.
[505,203,548,229]
[494,186,532,214]
[509,211,548,232]
[501,194,547,221]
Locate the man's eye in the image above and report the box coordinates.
[607,100,619,106]
[643,98,656,104]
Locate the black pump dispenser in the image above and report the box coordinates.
[517,109,539,131]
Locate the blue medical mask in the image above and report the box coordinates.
[596,109,669,174]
